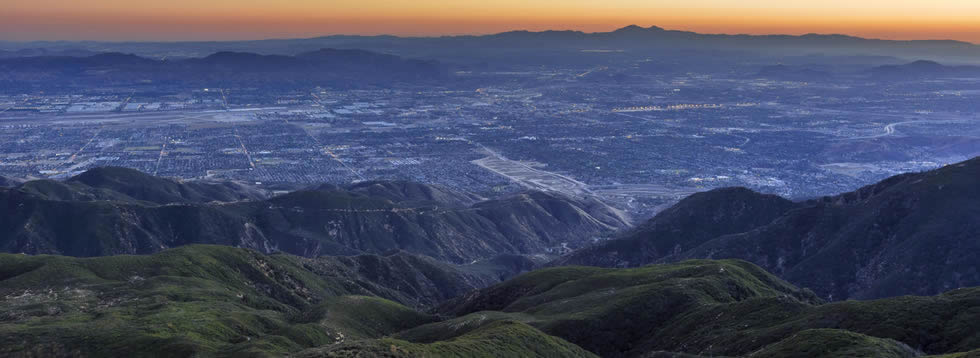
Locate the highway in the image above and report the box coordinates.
[471,141,594,196]
[846,118,975,140]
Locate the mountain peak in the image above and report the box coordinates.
[557,156,980,301]
[87,52,146,61]
[70,166,157,185]
[202,51,258,59]
[295,48,398,61]
[907,59,944,68]
[612,25,665,34]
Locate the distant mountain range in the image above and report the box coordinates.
[4,35,979,92]
[755,60,980,81]
[0,48,447,90]
[0,48,98,58]
[870,60,980,80]
[554,157,980,301]
[3,25,979,62]
[0,167,628,263]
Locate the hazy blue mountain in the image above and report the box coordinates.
[0,47,98,58]
[871,60,980,79]
[0,48,447,89]
[4,25,978,61]
[555,157,980,301]
[345,180,484,208]
[65,166,267,204]
[552,187,797,268]
[0,167,628,263]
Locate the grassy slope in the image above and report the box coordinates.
[429,260,819,357]
[0,246,429,357]
[747,329,917,358]
[296,320,598,358]
[1,246,977,357]
[433,261,979,357]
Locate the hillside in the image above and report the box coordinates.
[0,167,628,264]
[295,321,599,358]
[66,166,268,204]
[0,245,439,357]
[0,176,20,188]
[555,157,980,300]
[433,262,980,357]
[11,167,266,205]
[299,250,521,309]
[0,245,571,357]
[553,187,796,268]
[2,246,977,357]
[345,180,483,208]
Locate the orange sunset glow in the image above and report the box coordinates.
[2,0,979,42]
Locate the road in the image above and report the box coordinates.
[471,141,594,196]
[233,127,256,170]
[154,138,169,175]
[69,127,102,162]
[297,124,366,181]
[846,118,975,140]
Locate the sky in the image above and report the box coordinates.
[2,0,979,43]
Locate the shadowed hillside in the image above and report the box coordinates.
[0,167,628,264]
[555,157,980,300]
[433,262,979,357]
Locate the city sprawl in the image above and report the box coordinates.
[2,62,978,216]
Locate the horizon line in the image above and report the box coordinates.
[1,24,976,46]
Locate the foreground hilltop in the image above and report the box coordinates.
[0,245,514,356]
[555,157,980,301]
[434,262,979,358]
[0,167,628,263]
[1,245,976,357]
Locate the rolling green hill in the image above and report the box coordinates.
[2,161,979,357]
[1,246,977,357]
[0,245,503,357]
[295,320,599,358]
[432,262,979,357]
